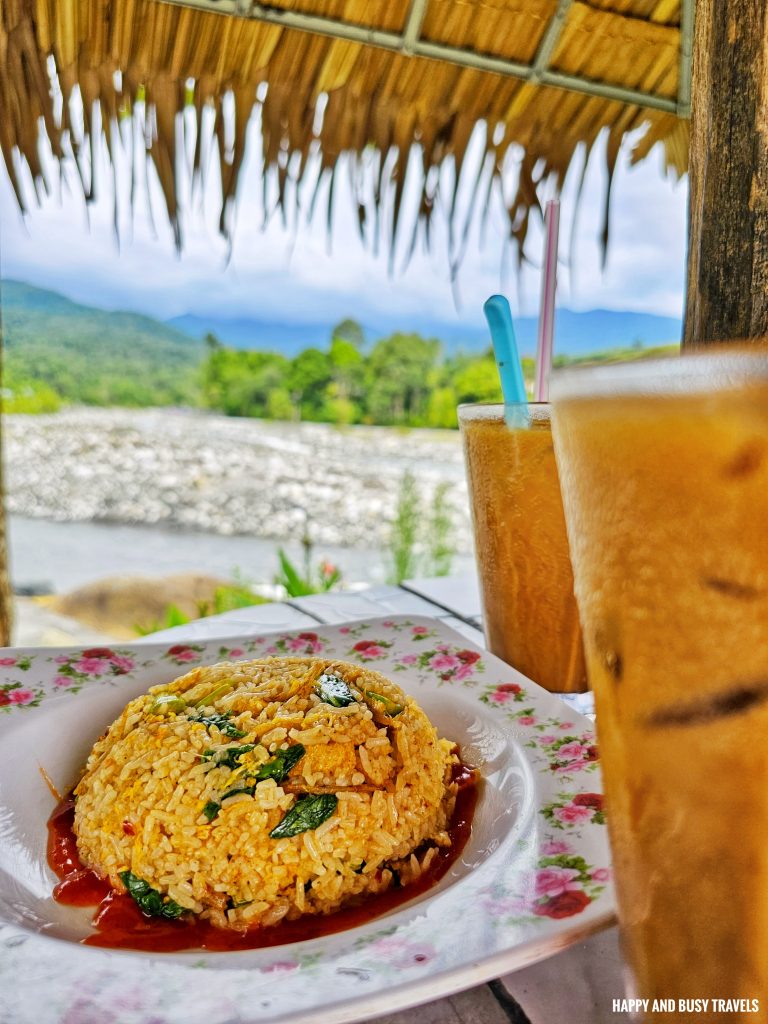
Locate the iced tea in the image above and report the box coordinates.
[551,353,768,1021]
[459,403,587,693]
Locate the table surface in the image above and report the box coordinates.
[145,572,628,1024]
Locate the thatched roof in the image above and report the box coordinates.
[1,0,690,264]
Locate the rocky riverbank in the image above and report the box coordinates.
[6,408,473,551]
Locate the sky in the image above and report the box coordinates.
[0,103,689,332]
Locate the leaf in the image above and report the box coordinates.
[119,871,185,919]
[188,709,246,739]
[269,794,338,839]
[315,673,357,708]
[204,743,256,771]
[365,690,403,717]
[255,744,305,783]
[275,548,314,598]
[202,800,221,822]
[220,784,257,801]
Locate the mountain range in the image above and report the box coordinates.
[169,307,682,357]
[4,278,681,372]
[2,279,202,406]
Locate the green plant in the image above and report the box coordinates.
[274,538,342,597]
[134,572,269,635]
[426,482,454,577]
[388,471,421,583]
[134,603,192,636]
[388,474,456,583]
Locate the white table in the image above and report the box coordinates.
[146,573,628,1024]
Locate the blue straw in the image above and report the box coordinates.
[483,294,528,425]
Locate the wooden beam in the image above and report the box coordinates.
[161,0,683,115]
[684,0,768,344]
[531,0,574,79]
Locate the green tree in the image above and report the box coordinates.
[365,333,441,425]
[426,386,459,428]
[331,318,365,350]
[325,336,364,421]
[287,348,332,420]
[452,357,503,405]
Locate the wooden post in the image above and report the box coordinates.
[0,288,12,647]
[684,0,768,345]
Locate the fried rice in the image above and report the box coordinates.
[73,656,457,930]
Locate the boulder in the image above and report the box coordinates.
[48,573,234,639]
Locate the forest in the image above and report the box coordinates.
[4,280,678,426]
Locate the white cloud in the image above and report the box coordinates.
[1,111,687,329]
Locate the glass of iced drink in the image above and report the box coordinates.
[458,402,587,693]
[550,351,768,1021]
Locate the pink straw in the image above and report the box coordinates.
[534,200,560,402]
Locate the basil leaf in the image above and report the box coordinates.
[315,673,357,708]
[119,870,185,919]
[202,800,221,822]
[211,744,256,771]
[220,784,256,802]
[255,744,305,783]
[147,693,187,715]
[188,709,246,738]
[365,689,404,717]
[269,794,338,839]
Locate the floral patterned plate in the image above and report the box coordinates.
[0,616,614,1024]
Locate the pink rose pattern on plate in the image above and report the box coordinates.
[0,621,606,934]
[480,850,610,925]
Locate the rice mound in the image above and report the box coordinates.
[73,657,457,930]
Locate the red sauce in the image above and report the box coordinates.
[48,761,479,953]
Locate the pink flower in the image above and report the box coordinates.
[429,653,460,671]
[490,691,512,704]
[0,657,16,666]
[539,735,557,744]
[484,895,531,916]
[558,721,575,730]
[54,655,71,664]
[173,649,198,662]
[288,636,310,651]
[412,626,428,635]
[382,620,395,628]
[8,690,34,705]
[399,654,418,665]
[454,663,474,681]
[360,645,385,658]
[517,715,536,726]
[542,839,572,855]
[73,658,110,675]
[555,759,588,773]
[54,676,73,688]
[228,648,244,658]
[375,939,436,968]
[262,960,299,973]
[339,626,351,634]
[591,868,611,883]
[558,742,588,760]
[534,866,581,898]
[372,937,408,954]
[110,655,135,673]
[554,803,593,824]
